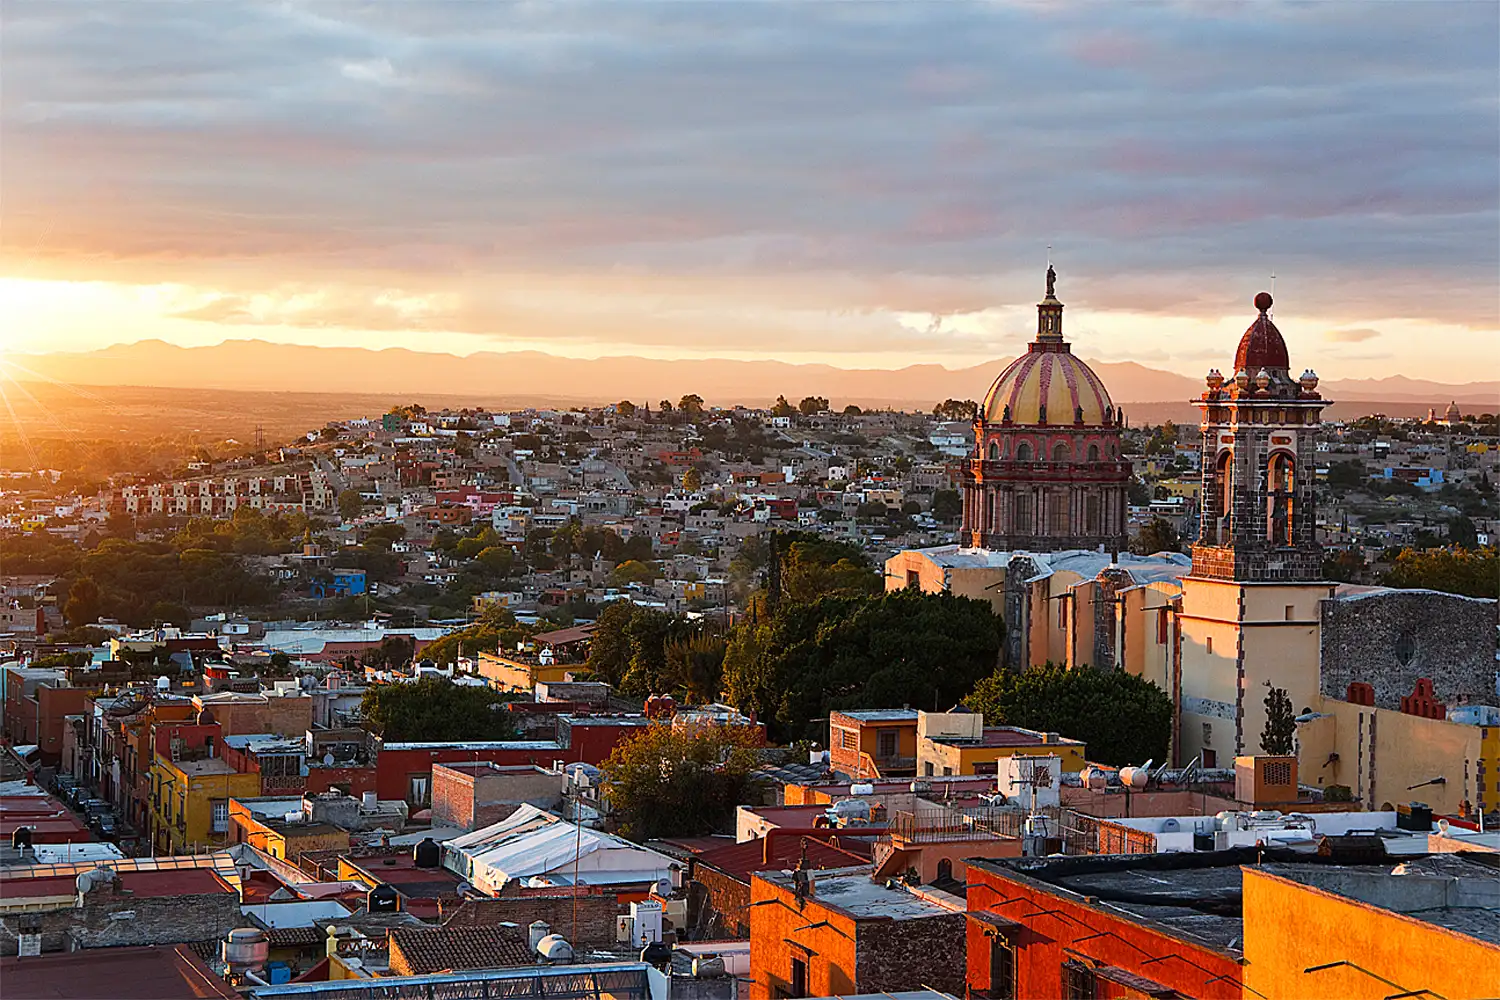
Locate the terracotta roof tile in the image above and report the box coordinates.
[388,924,533,975]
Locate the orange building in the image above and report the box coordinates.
[748,865,966,1000]
[1241,858,1499,999]
[828,709,918,780]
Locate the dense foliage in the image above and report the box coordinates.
[965,663,1172,767]
[725,588,1003,742]
[1260,683,1296,756]
[601,723,763,838]
[1130,517,1182,555]
[359,677,518,742]
[1382,546,1498,599]
[418,607,532,666]
[584,602,725,699]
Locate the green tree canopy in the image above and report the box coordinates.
[798,396,829,415]
[932,399,978,421]
[1130,517,1182,555]
[601,723,762,839]
[964,663,1172,767]
[419,607,531,666]
[337,489,364,521]
[611,559,659,587]
[771,395,796,418]
[931,489,962,522]
[678,394,706,416]
[584,602,712,697]
[725,589,1003,742]
[360,677,517,742]
[1382,546,1498,598]
[1260,683,1296,756]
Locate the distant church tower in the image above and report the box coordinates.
[1191,291,1328,581]
[1176,293,1335,766]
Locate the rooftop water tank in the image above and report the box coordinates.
[412,837,441,869]
[367,883,400,913]
[538,934,574,964]
[222,927,269,970]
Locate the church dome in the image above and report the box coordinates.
[1233,292,1290,374]
[981,348,1114,426]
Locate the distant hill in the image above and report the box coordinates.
[8,339,1496,412]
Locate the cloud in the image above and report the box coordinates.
[0,0,1496,373]
[1325,327,1383,343]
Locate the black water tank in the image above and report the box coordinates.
[1396,802,1433,832]
[412,837,441,869]
[11,826,33,850]
[367,883,401,912]
[640,940,673,972]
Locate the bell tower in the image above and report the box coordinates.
[1175,292,1336,768]
[1191,292,1328,582]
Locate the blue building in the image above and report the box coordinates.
[311,568,367,599]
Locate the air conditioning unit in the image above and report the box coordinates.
[1213,830,1230,851]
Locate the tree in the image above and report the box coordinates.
[933,399,978,421]
[663,632,727,704]
[360,677,517,742]
[932,489,962,522]
[659,399,673,414]
[771,395,796,419]
[337,489,364,522]
[778,538,880,604]
[965,664,1172,767]
[419,608,531,666]
[1260,682,1296,756]
[1131,517,1181,555]
[601,722,762,838]
[64,576,103,628]
[842,404,863,416]
[1448,515,1479,548]
[617,400,637,417]
[1322,549,1365,583]
[678,394,706,416]
[476,545,515,576]
[682,467,704,491]
[584,602,704,695]
[611,559,659,587]
[362,634,416,670]
[798,396,829,415]
[1383,547,1498,599]
[724,589,1003,742]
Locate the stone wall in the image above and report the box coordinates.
[853,911,968,996]
[688,865,751,939]
[1320,590,1498,709]
[0,879,242,956]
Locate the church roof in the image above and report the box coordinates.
[1233,292,1291,374]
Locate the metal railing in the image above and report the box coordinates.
[889,805,1029,844]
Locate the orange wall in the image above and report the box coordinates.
[1241,868,1500,999]
[748,875,859,1000]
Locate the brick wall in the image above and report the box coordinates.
[1320,590,1497,709]
[431,765,475,830]
[444,893,620,947]
[0,882,241,956]
[689,865,751,938]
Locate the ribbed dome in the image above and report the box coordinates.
[1234,292,1290,374]
[981,346,1114,426]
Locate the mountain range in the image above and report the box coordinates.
[8,339,1495,413]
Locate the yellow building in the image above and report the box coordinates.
[1241,860,1499,999]
[475,650,573,693]
[1297,700,1499,816]
[150,754,261,855]
[915,709,1085,777]
[828,709,919,780]
[227,797,351,860]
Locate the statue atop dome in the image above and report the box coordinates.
[1045,264,1057,299]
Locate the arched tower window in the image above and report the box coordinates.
[1087,443,1100,462]
[988,441,999,461]
[1212,451,1233,542]
[1015,441,1033,462]
[984,490,994,531]
[1267,453,1295,545]
[1053,442,1070,463]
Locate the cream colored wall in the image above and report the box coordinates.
[1029,571,1085,667]
[1070,579,1097,670]
[881,551,1007,613]
[1298,697,1486,814]
[1121,582,1178,691]
[1178,578,1327,766]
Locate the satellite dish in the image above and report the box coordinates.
[323,753,335,767]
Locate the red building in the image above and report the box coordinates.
[966,853,1252,1000]
[4,668,91,767]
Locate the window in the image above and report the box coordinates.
[937,859,954,882]
[1202,722,1213,746]
[1203,748,1217,768]
[408,774,431,807]
[925,762,934,777]
[1267,453,1295,544]
[1014,493,1033,533]
[942,766,953,776]
[990,936,1017,1000]
[1284,604,1294,621]
[877,730,898,759]
[1015,442,1033,463]
[211,800,229,835]
[1085,494,1100,533]
[988,442,1000,460]
[789,957,808,999]
[1053,442,1069,463]
[1157,608,1170,645]
[1064,963,1097,1000]
[1087,443,1100,462]
[1206,637,1213,655]
[1058,600,1068,630]
[839,728,858,751]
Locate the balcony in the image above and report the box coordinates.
[889,806,1026,845]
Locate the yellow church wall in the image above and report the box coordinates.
[1121,582,1178,692]
[1297,698,1489,815]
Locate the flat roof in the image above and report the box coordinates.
[0,944,237,999]
[0,867,234,901]
[831,709,918,723]
[758,867,960,921]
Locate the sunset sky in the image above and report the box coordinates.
[1,2,1496,382]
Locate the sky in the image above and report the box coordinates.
[1,1,1497,382]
